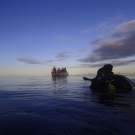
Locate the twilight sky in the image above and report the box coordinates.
[0,0,135,76]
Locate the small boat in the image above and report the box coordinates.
[83,74,135,93]
[51,71,68,77]
[51,67,68,77]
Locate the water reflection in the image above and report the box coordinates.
[83,88,132,107]
[51,76,68,96]
[91,93,132,107]
[52,76,67,82]
[0,76,135,135]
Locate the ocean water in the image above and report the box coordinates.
[0,75,135,135]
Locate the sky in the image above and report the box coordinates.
[0,0,135,76]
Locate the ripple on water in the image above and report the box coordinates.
[0,76,135,135]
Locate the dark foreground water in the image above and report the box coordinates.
[0,75,135,135]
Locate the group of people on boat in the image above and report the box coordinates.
[52,66,67,74]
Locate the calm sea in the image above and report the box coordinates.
[0,75,135,135]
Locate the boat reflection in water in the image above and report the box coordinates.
[51,76,68,96]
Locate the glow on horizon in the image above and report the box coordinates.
[0,0,135,76]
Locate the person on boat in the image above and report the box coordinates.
[61,68,64,73]
[57,68,61,73]
[95,64,114,80]
[53,66,56,73]
[63,67,66,72]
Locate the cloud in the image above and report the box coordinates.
[116,19,135,31]
[80,28,91,34]
[96,15,125,32]
[90,36,103,45]
[111,59,135,66]
[55,36,69,43]
[80,59,135,68]
[54,51,71,61]
[18,52,72,65]
[77,48,87,52]
[68,59,135,68]
[44,60,53,62]
[17,58,43,64]
[79,19,135,63]
[113,19,135,38]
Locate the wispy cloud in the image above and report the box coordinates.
[90,36,103,45]
[68,59,135,68]
[80,59,135,67]
[17,58,43,64]
[77,48,87,52]
[80,28,91,34]
[44,60,53,62]
[78,19,135,63]
[96,15,125,32]
[54,51,71,61]
[17,52,72,65]
[55,36,69,43]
